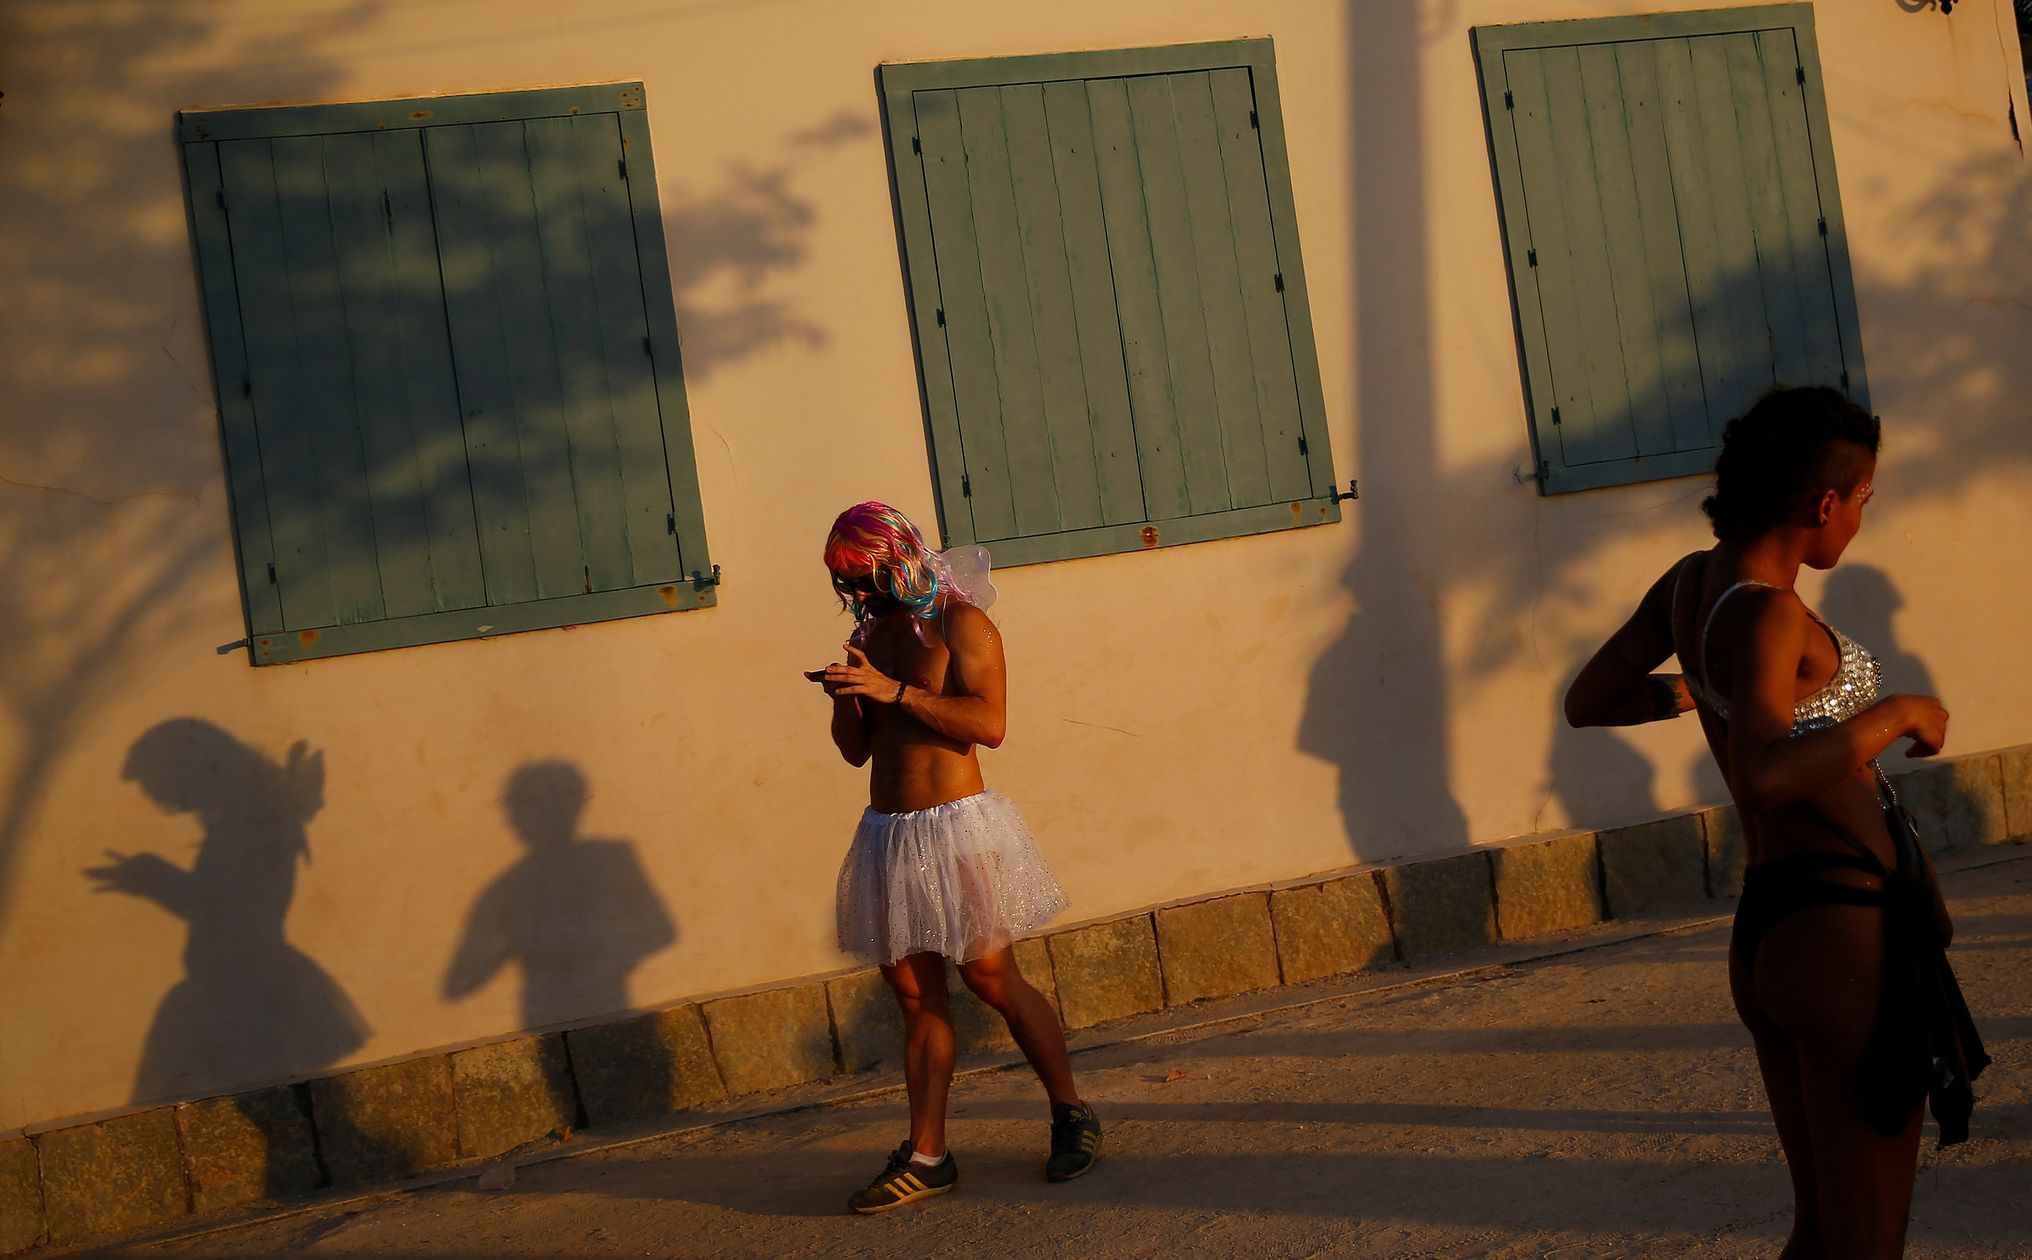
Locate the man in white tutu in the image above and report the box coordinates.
[811,501,1100,1213]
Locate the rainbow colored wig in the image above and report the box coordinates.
[824,502,941,621]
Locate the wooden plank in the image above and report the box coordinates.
[1472,5,1813,56]
[425,122,540,604]
[979,495,1340,569]
[957,86,1059,537]
[322,130,439,620]
[221,139,340,632]
[1173,70,1272,509]
[882,81,976,545]
[269,136,387,626]
[1724,33,1811,388]
[567,113,683,586]
[1755,29,1844,389]
[1245,54,1338,499]
[915,89,1019,541]
[1129,74,1229,514]
[1087,77,1188,520]
[1613,41,1711,454]
[466,120,586,600]
[878,39,1270,96]
[1668,34,1771,434]
[1001,83,1105,533]
[181,82,647,143]
[1578,43,1674,458]
[1790,16,1870,407]
[370,128,489,612]
[525,114,635,594]
[614,108,713,583]
[182,140,285,635]
[1505,50,1614,468]
[251,578,713,665]
[1210,68,1309,504]
[1040,80,1144,528]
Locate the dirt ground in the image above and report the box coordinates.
[89,856,2030,1259]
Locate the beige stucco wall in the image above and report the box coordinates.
[2,0,2028,1134]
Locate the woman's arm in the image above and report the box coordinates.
[1564,563,1696,728]
[1721,590,1945,812]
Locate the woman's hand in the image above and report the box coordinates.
[823,644,902,703]
[1895,694,1949,758]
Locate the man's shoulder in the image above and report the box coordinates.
[939,600,996,639]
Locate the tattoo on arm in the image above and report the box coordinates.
[1645,674,1690,722]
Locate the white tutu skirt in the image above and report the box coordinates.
[836,790,1069,965]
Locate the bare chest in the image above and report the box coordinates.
[861,620,954,694]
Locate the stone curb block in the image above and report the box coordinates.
[1047,916,1162,1029]
[36,1111,187,1244]
[2001,744,2032,841]
[1155,894,1280,1005]
[0,1137,43,1254]
[565,1005,724,1128]
[1598,816,1706,918]
[1492,833,1602,941]
[308,1057,457,1188]
[702,984,835,1096]
[174,1086,319,1214]
[946,936,1060,1054]
[1892,755,2008,852]
[825,970,902,1076]
[1382,852,1496,962]
[1698,805,1747,898]
[1269,874,1394,984]
[451,1035,577,1160]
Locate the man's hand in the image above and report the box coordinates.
[823,644,902,702]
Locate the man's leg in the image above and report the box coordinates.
[881,952,957,1155]
[956,945,1079,1107]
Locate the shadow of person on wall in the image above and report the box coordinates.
[87,719,371,1108]
[444,761,676,1028]
[1546,715,1664,831]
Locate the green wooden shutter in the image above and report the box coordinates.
[179,84,714,663]
[883,41,1340,567]
[1474,5,1868,494]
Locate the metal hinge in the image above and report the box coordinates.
[666,513,676,535]
[1504,89,1515,110]
[1249,109,1259,128]
[618,159,628,180]
[215,188,228,211]
[642,336,653,356]
[1297,435,1309,455]
[911,135,922,154]
[1840,370,1851,389]
[1538,459,1553,482]
[1550,406,1563,426]
[1795,66,1805,85]
[961,474,972,498]
[1817,217,1828,237]
[935,308,946,327]
[691,565,722,591]
[266,562,278,585]
[1328,479,1360,504]
[1527,247,1538,268]
[1273,273,1285,292]
[241,373,252,398]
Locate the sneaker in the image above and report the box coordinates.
[848,1141,958,1214]
[1046,1103,1102,1182]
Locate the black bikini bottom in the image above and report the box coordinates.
[1730,811,1989,1145]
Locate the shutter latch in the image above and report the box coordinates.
[691,565,722,591]
[1328,479,1360,504]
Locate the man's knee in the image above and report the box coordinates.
[958,959,1023,1011]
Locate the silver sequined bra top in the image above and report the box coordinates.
[1685,579,1886,735]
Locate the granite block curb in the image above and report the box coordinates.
[1492,832,1602,940]
[1598,815,1707,917]
[1383,851,1497,961]
[1155,894,1280,1005]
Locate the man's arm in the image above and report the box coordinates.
[830,694,872,766]
[824,604,1008,748]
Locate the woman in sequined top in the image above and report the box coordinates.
[1564,387,1953,1259]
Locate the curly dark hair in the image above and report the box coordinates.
[1701,386,1880,542]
